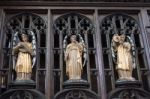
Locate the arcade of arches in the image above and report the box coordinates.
[0,1,150,99]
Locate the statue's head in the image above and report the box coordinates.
[119,34,126,43]
[21,33,28,42]
[70,35,77,43]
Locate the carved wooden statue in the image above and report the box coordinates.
[65,35,85,80]
[12,33,34,81]
[111,34,136,81]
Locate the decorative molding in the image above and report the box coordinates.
[0,1,150,7]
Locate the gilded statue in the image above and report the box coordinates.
[12,33,34,81]
[111,34,136,81]
[65,35,85,80]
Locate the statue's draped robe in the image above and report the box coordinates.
[65,43,83,80]
[116,42,133,71]
[13,42,32,74]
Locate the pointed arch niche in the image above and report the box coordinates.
[100,13,150,94]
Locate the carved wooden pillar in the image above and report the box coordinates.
[94,9,107,99]
[0,9,4,68]
[139,8,150,88]
[139,9,150,62]
[45,9,54,99]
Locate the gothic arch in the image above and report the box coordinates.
[100,13,150,98]
[0,12,47,99]
[53,12,98,98]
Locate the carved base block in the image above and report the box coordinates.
[63,79,89,89]
[9,80,35,89]
[115,80,141,88]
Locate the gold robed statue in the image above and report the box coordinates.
[65,35,85,80]
[12,33,33,81]
[112,34,136,81]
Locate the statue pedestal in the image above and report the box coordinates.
[1,80,45,99]
[115,80,141,88]
[63,79,89,89]
[9,80,35,89]
[54,79,98,99]
[108,80,150,99]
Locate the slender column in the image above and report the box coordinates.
[0,9,4,69]
[45,9,54,99]
[94,9,107,99]
[138,9,150,69]
[138,8,150,89]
